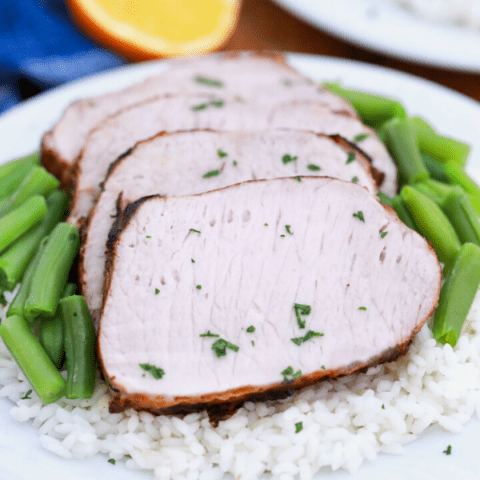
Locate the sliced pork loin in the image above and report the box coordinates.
[99,177,441,420]
[80,130,378,323]
[69,95,395,225]
[42,51,356,187]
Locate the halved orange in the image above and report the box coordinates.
[66,0,241,61]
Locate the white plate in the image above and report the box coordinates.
[271,0,480,72]
[1,54,480,480]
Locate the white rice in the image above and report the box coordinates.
[2,289,480,479]
[390,0,480,30]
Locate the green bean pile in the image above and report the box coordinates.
[327,82,480,348]
[0,83,479,404]
[0,154,95,404]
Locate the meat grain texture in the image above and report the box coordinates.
[99,177,441,419]
[41,51,356,187]
[80,130,378,322]
[69,95,395,224]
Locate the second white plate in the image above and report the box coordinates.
[272,0,480,72]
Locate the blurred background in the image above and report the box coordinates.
[1,0,479,114]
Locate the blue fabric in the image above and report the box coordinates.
[0,0,127,113]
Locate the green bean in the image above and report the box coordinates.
[0,191,69,291]
[39,283,76,369]
[7,237,47,321]
[468,195,480,216]
[323,82,406,128]
[441,187,480,247]
[400,186,461,267]
[421,165,480,215]
[444,162,480,198]
[382,117,429,184]
[411,117,470,166]
[0,166,59,217]
[24,223,80,319]
[391,195,417,230]
[377,192,393,207]
[433,243,480,347]
[421,152,448,183]
[60,295,96,399]
[0,314,66,403]
[411,182,443,206]
[0,152,40,182]
[0,162,38,201]
[0,196,46,254]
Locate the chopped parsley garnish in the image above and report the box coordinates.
[191,99,225,111]
[233,160,237,166]
[444,445,452,455]
[280,234,285,237]
[295,422,303,433]
[352,176,359,183]
[358,306,367,311]
[191,258,195,263]
[285,225,293,235]
[354,133,369,142]
[217,149,228,158]
[321,365,326,370]
[234,95,245,103]
[139,363,165,379]
[353,211,365,222]
[108,458,116,465]
[307,164,321,171]
[203,169,221,178]
[252,341,255,346]
[264,223,269,226]
[194,75,224,88]
[380,231,388,239]
[155,288,160,295]
[283,79,293,87]
[346,152,356,164]
[190,228,201,234]
[246,326,255,333]
[196,285,202,290]
[291,330,324,345]
[281,366,302,384]
[381,404,385,409]
[21,389,32,400]
[294,303,311,329]
[282,154,298,164]
[191,103,208,111]
[211,338,239,357]
[146,235,151,238]
[200,330,220,337]
[295,176,302,182]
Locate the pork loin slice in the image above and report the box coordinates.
[99,177,441,419]
[41,52,356,187]
[69,95,395,225]
[80,130,378,322]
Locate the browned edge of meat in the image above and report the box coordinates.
[76,129,379,308]
[338,136,386,188]
[97,178,441,426]
[41,131,74,190]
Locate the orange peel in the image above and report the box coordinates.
[66,0,241,61]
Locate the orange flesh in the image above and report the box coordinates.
[94,0,228,43]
